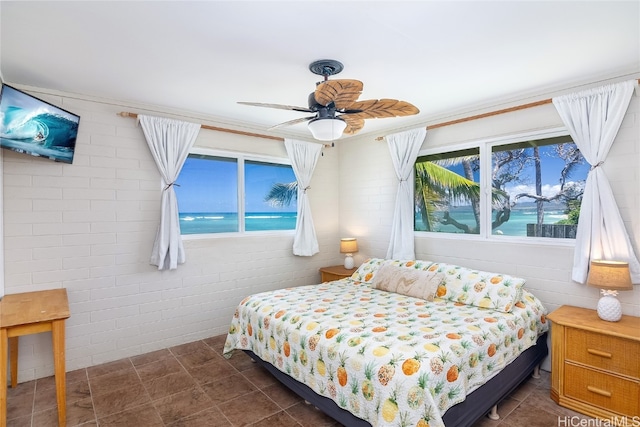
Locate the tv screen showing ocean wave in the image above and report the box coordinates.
[179,212,297,234]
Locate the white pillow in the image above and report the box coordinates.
[372,264,443,301]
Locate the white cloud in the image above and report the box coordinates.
[505,181,581,200]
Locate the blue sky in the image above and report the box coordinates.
[444,145,590,200]
[497,146,590,199]
[176,145,589,214]
[175,156,297,213]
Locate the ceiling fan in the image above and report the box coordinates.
[238,59,420,141]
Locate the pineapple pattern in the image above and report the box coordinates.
[418,262,526,313]
[223,274,548,427]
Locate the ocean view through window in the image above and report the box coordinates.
[175,151,297,235]
[414,131,589,239]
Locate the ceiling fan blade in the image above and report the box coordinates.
[314,79,363,110]
[346,99,420,119]
[238,101,313,113]
[338,108,364,114]
[268,116,316,130]
[339,115,366,136]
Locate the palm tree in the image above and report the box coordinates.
[267,158,511,235]
[264,182,298,207]
[415,161,480,231]
[415,159,509,234]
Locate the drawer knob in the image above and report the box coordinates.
[587,385,612,398]
[587,348,612,358]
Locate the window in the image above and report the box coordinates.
[244,160,297,232]
[415,147,480,234]
[175,150,297,235]
[414,131,589,239]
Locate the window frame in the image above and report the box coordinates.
[179,147,296,240]
[414,127,579,246]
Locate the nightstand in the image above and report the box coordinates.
[547,305,640,423]
[319,265,356,282]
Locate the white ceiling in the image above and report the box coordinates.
[1,1,639,141]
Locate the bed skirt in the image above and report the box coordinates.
[244,332,548,427]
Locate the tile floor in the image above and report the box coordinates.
[6,334,595,427]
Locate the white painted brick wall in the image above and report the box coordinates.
[3,87,341,382]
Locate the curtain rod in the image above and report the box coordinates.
[376,78,640,141]
[117,111,284,142]
[118,111,333,147]
[374,98,551,141]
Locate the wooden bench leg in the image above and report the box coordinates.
[9,337,18,388]
[52,320,66,427]
[0,328,8,427]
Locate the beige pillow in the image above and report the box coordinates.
[372,264,443,301]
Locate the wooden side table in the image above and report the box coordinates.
[547,305,640,423]
[0,289,70,427]
[319,265,356,282]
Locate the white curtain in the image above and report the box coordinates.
[284,138,323,256]
[385,128,427,260]
[552,80,639,284]
[139,115,201,270]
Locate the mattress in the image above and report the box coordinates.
[223,278,548,427]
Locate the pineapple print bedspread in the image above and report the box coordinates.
[223,279,548,427]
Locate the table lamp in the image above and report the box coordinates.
[340,238,358,269]
[587,260,633,322]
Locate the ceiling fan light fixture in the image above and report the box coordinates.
[307,117,346,141]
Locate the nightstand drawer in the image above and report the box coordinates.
[564,363,639,416]
[566,328,640,378]
[319,265,356,283]
[322,271,348,282]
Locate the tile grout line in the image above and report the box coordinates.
[29,378,37,427]
[90,357,156,426]
[128,354,164,426]
[199,339,241,427]
[164,341,216,426]
[84,366,100,426]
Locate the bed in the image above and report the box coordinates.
[223,258,549,427]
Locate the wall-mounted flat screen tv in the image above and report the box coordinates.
[0,84,80,164]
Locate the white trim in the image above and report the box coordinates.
[237,155,245,233]
[485,127,569,149]
[418,139,480,157]
[414,229,576,247]
[479,142,492,237]
[189,146,292,166]
[417,127,569,157]
[181,229,296,241]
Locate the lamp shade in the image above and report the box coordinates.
[340,238,358,254]
[307,117,347,141]
[587,260,633,291]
